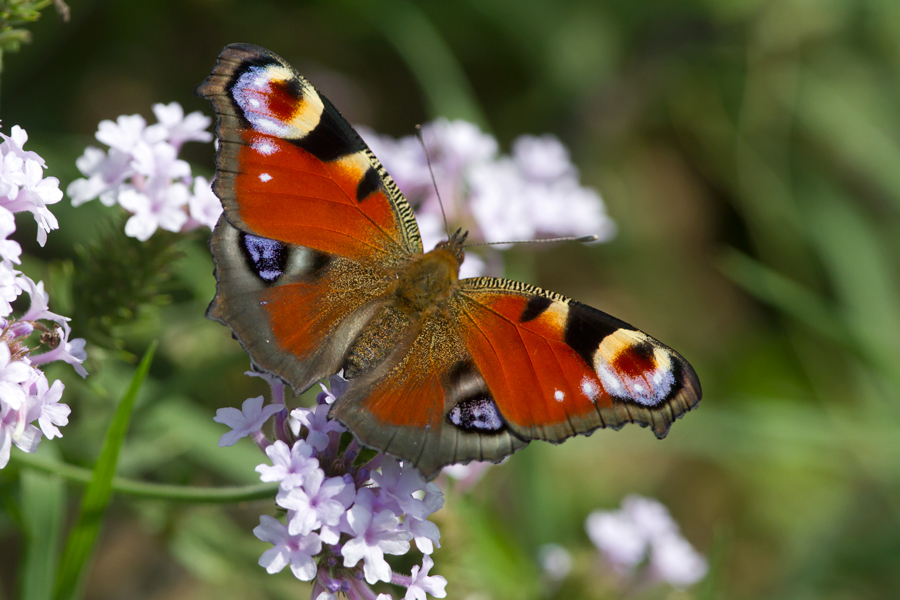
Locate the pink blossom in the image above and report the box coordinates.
[256,439,320,490]
[403,555,447,600]
[253,515,322,581]
[341,488,413,584]
[213,396,284,447]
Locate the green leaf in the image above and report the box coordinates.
[20,469,65,600]
[53,341,157,600]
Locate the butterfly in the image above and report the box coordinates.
[197,43,701,480]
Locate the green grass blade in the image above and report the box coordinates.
[20,469,65,600]
[53,341,157,600]
[717,247,851,347]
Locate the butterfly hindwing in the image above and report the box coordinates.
[329,307,528,480]
[208,218,395,392]
[197,43,422,264]
[455,278,701,443]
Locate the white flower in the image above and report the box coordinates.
[0,260,20,317]
[649,531,708,587]
[512,134,575,182]
[150,102,213,148]
[67,147,134,207]
[24,374,69,440]
[405,555,447,600]
[0,208,22,264]
[254,515,321,581]
[0,126,46,166]
[0,341,33,410]
[119,181,190,241]
[69,104,214,240]
[213,396,284,447]
[187,176,222,229]
[441,460,493,487]
[278,469,354,536]
[0,155,62,246]
[255,439,319,490]
[95,114,160,153]
[341,488,412,584]
[131,141,191,181]
[586,505,648,568]
[0,398,40,468]
[586,495,707,588]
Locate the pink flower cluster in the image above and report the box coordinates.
[0,125,87,469]
[360,119,616,277]
[214,374,447,600]
[68,103,222,240]
[585,495,708,588]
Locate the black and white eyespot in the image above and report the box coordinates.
[240,233,287,283]
[448,397,504,432]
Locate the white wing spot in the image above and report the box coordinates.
[259,173,272,182]
[580,377,600,402]
[249,98,260,108]
[554,389,565,402]
[253,141,276,155]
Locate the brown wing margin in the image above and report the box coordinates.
[196,43,422,263]
[456,277,701,443]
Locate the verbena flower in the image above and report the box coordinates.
[68,103,220,240]
[360,119,616,277]
[215,373,448,600]
[0,125,63,246]
[0,124,86,469]
[585,495,708,588]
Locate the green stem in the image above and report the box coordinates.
[12,452,277,503]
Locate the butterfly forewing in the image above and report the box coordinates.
[197,43,422,263]
[456,278,701,442]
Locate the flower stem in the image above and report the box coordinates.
[11,452,277,503]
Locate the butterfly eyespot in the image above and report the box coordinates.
[448,397,505,432]
[240,233,287,283]
[594,334,677,407]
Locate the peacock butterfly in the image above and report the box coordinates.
[196,43,701,479]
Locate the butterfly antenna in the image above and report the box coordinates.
[466,234,599,248]
[415,124,451,238]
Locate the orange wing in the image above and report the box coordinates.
[330,275,700,480]
[198,44,422,393]
[456,278,701,442]
[196,43,421,263]
[329,309,528,480]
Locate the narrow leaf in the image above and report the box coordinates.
[53,341,157,600]
[20,469,65,600]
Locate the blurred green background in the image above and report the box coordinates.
[3,0,900,599]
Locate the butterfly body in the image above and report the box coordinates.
[198,44,701,479]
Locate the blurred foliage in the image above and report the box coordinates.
[1,0,899,599]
